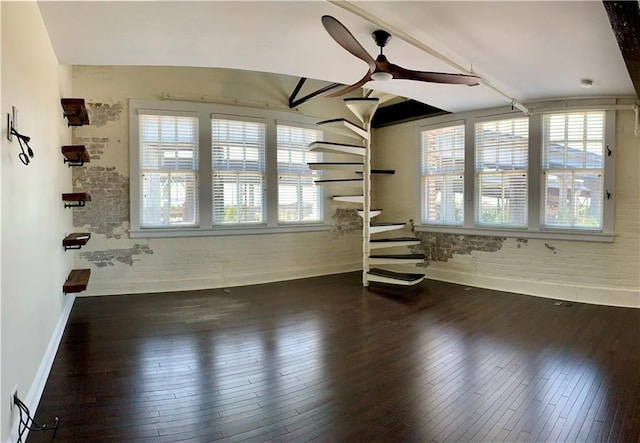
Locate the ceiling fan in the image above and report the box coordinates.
[321,15,481,97]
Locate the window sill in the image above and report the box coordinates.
[129,224,331,238]
[414,224,614,243]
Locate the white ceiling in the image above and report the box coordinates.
[38,1,634,113]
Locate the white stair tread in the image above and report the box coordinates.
[308,141,365,156]
[316,118,369,141]
[369,254,425,265]
[370,222,405,234]
[307,162,363,171]
[367,268,425,286]
[357,209,382,218]
[332,195,364,203]
[344,98,379,123]
[314,178,363,184]
[355,169,395,175]
[370,237,421,249]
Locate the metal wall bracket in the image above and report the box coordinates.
[64,201,86,209]
[64,158,86,167]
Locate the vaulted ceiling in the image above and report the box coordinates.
[38,1,637,114]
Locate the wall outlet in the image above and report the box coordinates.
[10,385,18,412]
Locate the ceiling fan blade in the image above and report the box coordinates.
[326,71,372,97]
[322,15,376,72]
[388,62,481,86]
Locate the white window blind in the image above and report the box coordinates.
[277,124,322,223]
[421,125,465,225]
[475,118,528,227]
[542,112,604,229]
[139,111,198,227]
[212,117,265,224]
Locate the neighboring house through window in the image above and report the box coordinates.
[542,112,605,229]
[211,116,266,225]
[475,117,529,228]
[414,102,614,242]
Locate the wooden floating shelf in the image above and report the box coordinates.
[63,233,91,251]
[62,192,91,208]
[63,269,91,294]
[62,145,90,167]
[61,98,90,127]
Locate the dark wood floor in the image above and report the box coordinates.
[29,272,640,442]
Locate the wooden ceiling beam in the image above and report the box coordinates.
[603,1,640,99]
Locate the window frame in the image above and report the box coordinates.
[137,109,200,228]
[540,111,606,230]
[419,121,466,226]
[474,116,530,228]
[276,121,324,224]
[130,99,330,238]
[415,104,615,243]
[211,114,267,226]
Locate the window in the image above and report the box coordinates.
[413,102,614,241]
[277,124,322,223]
[130,99,328,237]
[542,112,604,229]
[420,124,465,225]
[139,111,198,227]
[475,118,529,227]
[212,117,265,225]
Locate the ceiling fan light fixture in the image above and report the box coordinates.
[371,71,393,81]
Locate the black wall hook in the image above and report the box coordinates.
[10,126,34,166]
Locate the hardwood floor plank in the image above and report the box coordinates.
[26,272,640,442]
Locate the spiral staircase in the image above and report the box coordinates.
[308,98,425,288]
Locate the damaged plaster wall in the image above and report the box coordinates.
[331,207,363,237]
[373,110,640,307]
[412,232,506,266]
[72,165,129,238]
[71,66,362,296]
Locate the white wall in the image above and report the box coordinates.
[374,106,640,308]
[71,66,363,296]
[1,3,73,441]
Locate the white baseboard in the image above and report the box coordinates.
[426,268,640,308]
[78,263,362,296]
[6,294,76,443]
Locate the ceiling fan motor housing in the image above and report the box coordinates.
[372,30,392,48]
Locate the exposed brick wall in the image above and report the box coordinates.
[412,232,506,267]
[73,136,109,161]
[87,102,123,127]
[80,244,153,267]
[332,208,363,236]
[373,109,640,306]
[70,66,363,295]
[72,165,129,239]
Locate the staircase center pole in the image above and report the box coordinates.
[363,115,372,287]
